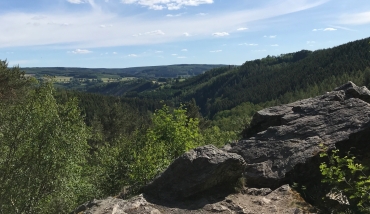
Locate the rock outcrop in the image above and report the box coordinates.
[73,82,370,214]
[143,145,246,201]
[74,185,315,214]
[226,81,370,188]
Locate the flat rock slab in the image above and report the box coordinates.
[226,82,370,188]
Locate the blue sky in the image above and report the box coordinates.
[0,0,370,68]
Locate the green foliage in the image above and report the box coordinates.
[0,60,34,102]
[152,105,201,157]
[320,149,370,212]
[212,102,263,133]
[201,126,237,147]
[0,81,94,213]
[128,105,202,189]
[92,102,239,197]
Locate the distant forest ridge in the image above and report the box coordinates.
[21,37,370,120]
[122,37,370,117]
[22,64,226,79]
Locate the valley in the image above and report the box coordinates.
[1,37,370,213]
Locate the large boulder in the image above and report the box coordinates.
[226,81,370,188]
[143,145,246,201]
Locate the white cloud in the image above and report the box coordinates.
[155,51,163,53]
[237,27,248,31]
[210,50,222,53]
[67,0,102,12]
[239,43,258,46]
[264,35,276,38]
[197,13,208,16]
[271,44,279,46]
[67,0,87,4]
[0,0,329,49]
[145,30,165,35]
[313,28,337,31]
[181,49,188,51]
[133,30,165,37]
[121,0,214,10]
[213,32,229,37]
[329,25,355,31]
[166,13,185,17]
[113,52,117,54]
[150,5,165,10]
[306,41,315,44]
[338,11,370,25]
[100,24,112,28]
[128,54,137,57]
[171,54,178,56]
[71,49,91,54]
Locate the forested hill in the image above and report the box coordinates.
[135,37,370,117]
[22,64,224,79]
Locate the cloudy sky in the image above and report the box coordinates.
[0,0,369,68]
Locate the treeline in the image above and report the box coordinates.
[22,64,223,79]
[110,38,370,118]
[178,38,370,117]
[85,79,160,96]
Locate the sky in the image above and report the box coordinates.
[0,0,370,68]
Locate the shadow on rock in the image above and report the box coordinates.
[142,145,246,209]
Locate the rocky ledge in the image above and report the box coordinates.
[226,81,370,188]
[74,185,315,214]
[73,82,370,214]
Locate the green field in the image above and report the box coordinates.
[55,76,72,82]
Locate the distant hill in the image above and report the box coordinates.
[130,37,370,117]
[28,38,370,121]
[22,64,225,79]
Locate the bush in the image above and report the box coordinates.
[320,149,370,213]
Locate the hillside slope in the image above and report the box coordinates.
[134,37,370,117]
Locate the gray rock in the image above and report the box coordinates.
[76,194,162,214]
[226,82,370,188]
[143,145,246,201]
[71,199,102,214]
[245,188,272,196]
[75,184,316,213]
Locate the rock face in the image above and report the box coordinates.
[143,145,246,201]
[226,81,370,188]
